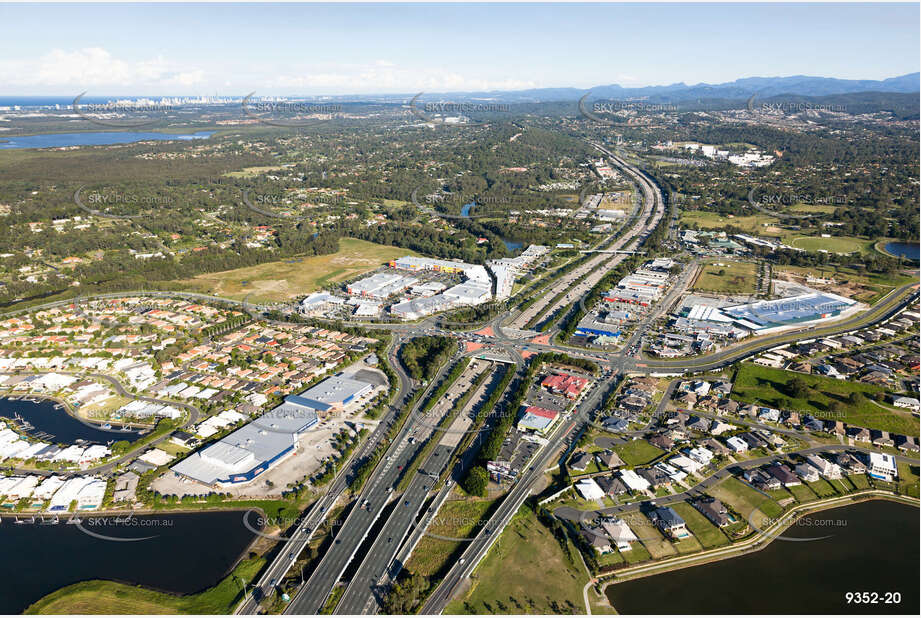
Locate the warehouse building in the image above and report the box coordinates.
[293,374,375,413]
[720,292,857,333]
[517,405,559,434]
[171,401,318,487]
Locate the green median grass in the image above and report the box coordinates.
[26,556,265,614]
[404,496,498,578]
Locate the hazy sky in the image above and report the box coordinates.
[0,2,918,95]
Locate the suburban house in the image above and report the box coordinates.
[570,451,593,471]
[805,454,843,479]
[596,449,626,469]
[867,452,898,482]
[650,506,690,539]
[601,517,639,551]
[693,497,730,527]
[766,463,801,487]
[794,462,820,482]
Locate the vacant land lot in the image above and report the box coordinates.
[788,203,839,214]
[692,261,758,294]
[613,439,665,466]
[176,238,416,302]
[731,363,919,435]
[680,210,792,239]
[445,507,590,615]
[627,514,677,559]
[773,264,916,304]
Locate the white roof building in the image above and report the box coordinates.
[575,477,605,501]
[601,517,638,551]
[619,469,651,492]
[868,452,898,481]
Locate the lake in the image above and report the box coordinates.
[0,511,259,613]
[883,241,920,261]
[605,500,919,614]
[0,131,213,150]
[0,397,143,444]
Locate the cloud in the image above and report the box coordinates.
[0,47,205,90]
[0,47,536,94]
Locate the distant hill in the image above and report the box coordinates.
[389,73,920,106]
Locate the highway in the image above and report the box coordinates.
[420,143,668,614]
[282,351,467,614]
[235,336,415,614]
[334,362,501,614]
[420,368,615,614]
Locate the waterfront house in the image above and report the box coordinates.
[867,452,898,482]
[693,497,730,527]
[766,463,800,487]
[650,506,690,539]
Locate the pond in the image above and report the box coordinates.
[605,500,919,614]
[883,241,920,261]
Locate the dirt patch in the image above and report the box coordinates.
[773,269,876,302]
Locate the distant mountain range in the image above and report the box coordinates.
[411,73,920,104]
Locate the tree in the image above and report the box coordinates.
[787,377,810,399]
[462,466,489,497]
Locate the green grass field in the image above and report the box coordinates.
[731,363,919,435]
[26,557,264,614]
[176,237,417,302]
[789,235,869,254]
[613,439,665,467]
[680,210,792,239]
[788,483,819,503]
[692,261,759,294]
[788,203,839,214]
[444,506,590,615]
[806,478,841,498]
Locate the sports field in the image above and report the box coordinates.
[789,235,869,254]
[177,237,416,302]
